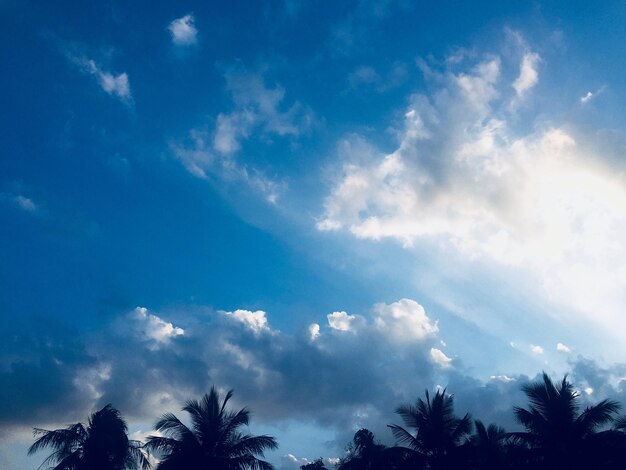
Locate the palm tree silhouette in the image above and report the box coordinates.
[388,388,472,470]
[468,420,507,470]
[338,428,415,470]
[145,386,277,469]
[28,404,149,470]
[510,372,621,469]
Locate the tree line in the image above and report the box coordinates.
[29,373,626,469]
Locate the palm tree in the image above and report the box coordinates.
[510,372,621,469]
[388,388,472,470]
[338,428,414,470]
[28,404,150,470]
[468,420,508,470]
[145,386,278,469]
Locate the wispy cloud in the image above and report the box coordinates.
[172,67,313,203]
[580,86,606,104]
[68,54,132,104]
[168,14,198,46]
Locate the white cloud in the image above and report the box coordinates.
[530,345,544,355]
[308,323,320,340]
[168,14,198,45]
[133,307,184,347]
[327,311,359,332]
[430,348,452,368]
[490,375,515,383]
[317,43,626,336]
[580,91,593,103]
[513,52,540,97]
[223,309,271,334]
[70,56,132,103]
[372,299,438,342]
[556,342,572,353]
[171,129,283,203]
[580,86,606,104]
[212,68,312,156]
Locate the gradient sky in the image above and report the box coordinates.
[2,0,626,468]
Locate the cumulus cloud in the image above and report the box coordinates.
[372,299,438,342]
[168,14,198,45]
[7,303,626,464]
[132,307,184,347]
[530,345,544,355]
[317,39,626,336]
[327,311,360,331]
[223,309,271,335]
[430,348,452,368]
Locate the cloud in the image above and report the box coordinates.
[7,303,626,464]
[132,307,184,347]
[308,323,320,340]
[171,128,283,204]
[317,38,626,336]
[223,309,271,335]
[327,311,361,332]
[580,86,606,104]
[68,55,132,103]
[530,345,544,355]
[557,342,572,353]
[13,195,38,213]
[372,299,438,342]
[168,14,198,45]
[213,67,313,155]
[513,52,540,97]
[171,67,312,203]
[347,62,409,92]
[430,348,452,368]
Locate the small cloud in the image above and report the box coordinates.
[223,309,271,335]
[168,14,198,45]
[70,56,132,103]
[530,344,544,354]
[580,91,593,103]
[513,51,540,97]
[584,386,594,395]
[308,323,320,340]
[327,311,358,332]
[490,374,515,383]
[133,307,184,347]
[13,195,38,213]
[556,342,572,353]
[430,348,452,368]
[580,86,606,104]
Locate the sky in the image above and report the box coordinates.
[1,0,626,468]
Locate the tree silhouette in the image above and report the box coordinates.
[300,458,327,469]
[510,372,621,469]
[145,386,277,469]
[388,388,472,470]
[28,404,149,470]
[337,428,415,470]
[468,420,508,470]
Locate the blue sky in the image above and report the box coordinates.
[2,0,626,468]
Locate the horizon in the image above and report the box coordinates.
[1,1,626,468]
